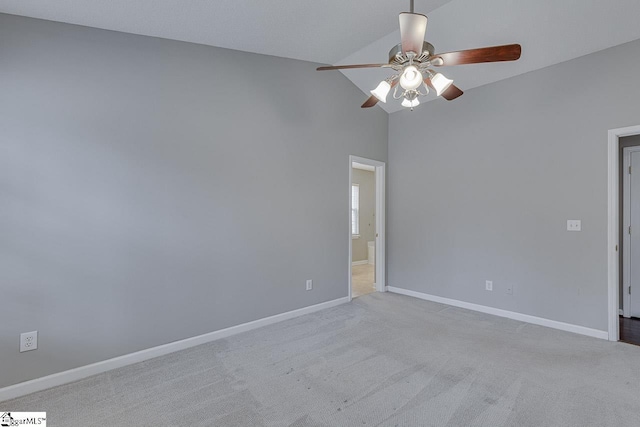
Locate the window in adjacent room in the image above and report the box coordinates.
[352,184,360,238]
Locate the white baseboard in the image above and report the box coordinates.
[387,286,608,340]
[352,260,368,266]
[0,296,349,402]
[618,309,624,316]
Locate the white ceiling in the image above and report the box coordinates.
[3,0,640,114]
[0,0,450,64]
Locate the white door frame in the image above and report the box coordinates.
[348,155,386,301]
[608,125,640,341]
[622,146,640,318]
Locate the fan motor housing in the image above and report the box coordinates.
[388,41,435,65]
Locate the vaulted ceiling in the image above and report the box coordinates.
[3,0,640,113]
[0,0,451,63]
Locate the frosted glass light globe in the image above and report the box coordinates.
[401,97,420,108]
[399,66,423,90]
[370,81,391,103]
[431,72,454,96]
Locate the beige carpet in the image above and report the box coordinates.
[4,292,640,426]
[352,263,375,297]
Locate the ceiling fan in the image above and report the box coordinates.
[316,0,521,110]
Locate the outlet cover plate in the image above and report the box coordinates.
[485,280,493,291]
[306,279,313,291]
[567,220,582,231]
[20,331,38,352]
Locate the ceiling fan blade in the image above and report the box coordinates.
[399,12,428,55]
[361,80,398,108]
[316,64,387,71]
[440,84,464,101]
[433,44,521,66]
[361,95,380,108]
[423,78,464,101]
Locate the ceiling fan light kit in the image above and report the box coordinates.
[430,72,454,97]
[370,80,392,103]
[316,0,521,111]
[401,96,419,109]
[399,65,423,91]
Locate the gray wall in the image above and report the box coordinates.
[351,169,375,262]
[0,14,388,388]
[388,38,640,333]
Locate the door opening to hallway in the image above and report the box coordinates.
[351,161,376,298]
[620,136,640,345]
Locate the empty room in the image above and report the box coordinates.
[2,1,640,426]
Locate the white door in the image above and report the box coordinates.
[624,148,640,317]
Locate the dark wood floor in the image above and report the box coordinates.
[620,316,640,345]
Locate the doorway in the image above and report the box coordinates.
[348,156,385,300]
[608,125,640,342]
[620,139,640,345]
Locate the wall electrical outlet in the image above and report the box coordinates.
[20,331,38,353]
[306,279,313,291]
[485,280,493,291]
[567,220,582,231]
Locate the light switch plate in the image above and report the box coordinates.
[567,220,582,231]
